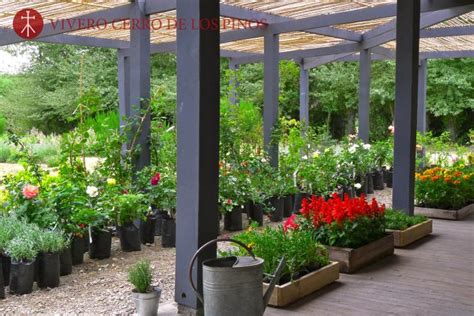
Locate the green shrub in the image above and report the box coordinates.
[0,142,11,162]
[37,230,67,253]
[0,216,21,252]
[5,235,39,262]
[385,209,428,231]
[31,142,60,164]
[128,259,153,293]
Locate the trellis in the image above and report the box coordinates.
[0,0,473,312]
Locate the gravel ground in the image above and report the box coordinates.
[0,189,392,314]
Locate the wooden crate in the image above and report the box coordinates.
[415,203,474,220]
[327,234,394,274]
[386,219,432,247]
[262,261,339,307]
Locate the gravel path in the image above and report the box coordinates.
[0,189,392,314]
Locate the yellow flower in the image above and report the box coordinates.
[107,178,117,186]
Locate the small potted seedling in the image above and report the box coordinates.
[128,260,161,316]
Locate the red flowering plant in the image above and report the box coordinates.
[285,193,386,248]
[136,167,177,218]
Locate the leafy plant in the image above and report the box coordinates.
[128,259,153,293]
[293,193,386,248]
[6,234,39,263]
[384,209,427,230]
[415,165,474,210]
[114,193,147,225]
[225,224,329,283]
[37,230,68,253]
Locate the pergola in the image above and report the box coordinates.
[1,0,473,312]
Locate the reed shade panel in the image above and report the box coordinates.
[0,0,472,56]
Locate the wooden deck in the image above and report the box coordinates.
[266,214,474,316]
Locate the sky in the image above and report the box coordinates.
[0,48,32,74]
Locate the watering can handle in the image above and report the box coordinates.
[188,238,256,304]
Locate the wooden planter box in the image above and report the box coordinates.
[415,203,474,220]
[327,234,394,273]
[386,219,432,247]
[262,261,340,307]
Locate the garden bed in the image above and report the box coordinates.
[327,234,394,273]
[263,261,339,307]
[415,203,474,220]
[386,219,432,247]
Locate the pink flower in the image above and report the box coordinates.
[150,173,161,186]
[226,199,232,205]
[22,184,39,199]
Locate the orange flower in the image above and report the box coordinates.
[454,171,462,177]
[431,175,440,181]
[453,180,461,185]
[463,175,470,180]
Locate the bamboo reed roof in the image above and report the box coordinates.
[0,1,472,57]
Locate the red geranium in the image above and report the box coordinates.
[150,172,161,186]
[300,193,385,228]
[283,214,299,232]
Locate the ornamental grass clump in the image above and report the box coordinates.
[6,235,38,263]
[228,224,329,283]
[288,193,386,249]
[128,259,153,293]
[384,209,427,231]
[415,165,474,210]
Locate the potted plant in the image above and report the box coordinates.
[114,192,147,252]
[138,172,161,245]
[414,165,474,220]
[128,259,162,316]
[0,216,20,285]
[296,193,393,273]
[36,230,67,289]
[385,209,432,247]
[5,234,38,295]
[225,222,339,307]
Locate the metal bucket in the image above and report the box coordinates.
[189,238,285,316]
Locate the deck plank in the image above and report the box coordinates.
[266,214,474,316]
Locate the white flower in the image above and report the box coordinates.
[348,144,358,154]
[354,183,362,189]
[363,143,371,150]
[302,155,308,160]
[261,158,267,163]
[86,186,99,198]
[312,150,320,158]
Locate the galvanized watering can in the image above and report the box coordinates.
[188,238,286,316]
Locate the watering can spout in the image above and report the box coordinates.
[263,256,286,311]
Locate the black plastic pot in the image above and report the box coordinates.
[342,185,355,199]
[386,169,393,188]
[140,215,157,245]
[60,247,72,276]
[0,259,4,299]
[270,197,284,222]
[373,170,385,190]
[83,233,90,253]
[283,195,293,217]
[356,176,368,197]
[89,230,112,260]
[38,252,60,289]
[247,202,263,226]
[9,260,35,295]
[154,210,167,236]
[366,173,374,194]
[1,254,10,286]
[293,193,309,213]
[224,207,243,231]
[161,218,176,248]
[118,222,141,252]
[71,236,84,265]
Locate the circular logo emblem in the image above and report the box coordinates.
[13,8,44,40]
